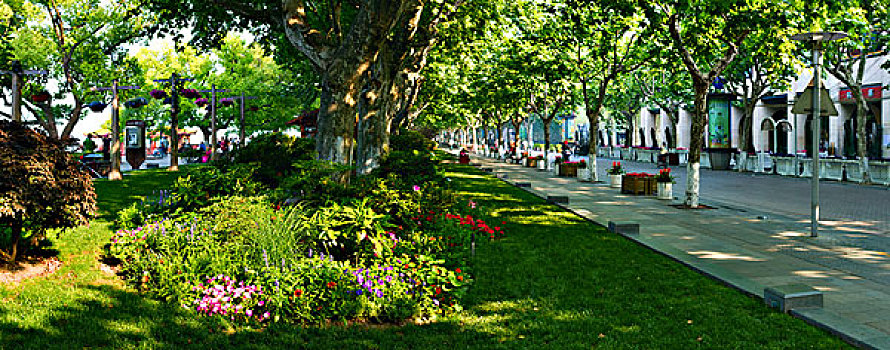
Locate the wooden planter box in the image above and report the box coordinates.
[558,163,579,177]
[621,175,657,195]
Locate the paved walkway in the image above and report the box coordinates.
[459,152,890,349]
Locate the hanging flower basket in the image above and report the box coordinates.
[150,89,168,99]
[163,97,173,105]
[181,89,200,99]
[124,97,148,109]
[30,91,51,103]
[195,97,209,107]
[220,98,234,107]
[86,101,108,113]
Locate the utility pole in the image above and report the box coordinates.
[1,61,48,122]
[91,80,140,180]
[154,73,193,171]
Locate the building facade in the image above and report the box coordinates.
[609,55,890,159]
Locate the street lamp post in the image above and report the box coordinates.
[91,80,140,180]
[790,31,847,237]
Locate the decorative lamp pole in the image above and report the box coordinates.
[197,86,230,161]
[153,73,194,171]
[90,80,140,180]
[790,31,847,237]
[232,92,258,147]
[1,61,48,122]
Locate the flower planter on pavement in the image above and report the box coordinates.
[621,174,656,195]
[609,174,622,188]
[559,163,579,177]
[657,182,672,200]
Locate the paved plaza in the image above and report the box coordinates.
[461,151,890,349]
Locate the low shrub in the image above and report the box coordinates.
[230,133,315,187]
[0,120,96,261]
[373,150,441,186]
[170,164,264,212]
[390,130,435,153]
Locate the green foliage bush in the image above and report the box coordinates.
[272,160,354,204]
[390,130,435,152]
[0,120,97,261]
[230,133,315,187]
[106,194,491,324]
[171,164,264,212]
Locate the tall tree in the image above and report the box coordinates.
[650,0,793,207]
[552,0,653,181]
[723,30,797,170]
[5,0,158,140]
[823,0,889,183]
[148,0,465,173]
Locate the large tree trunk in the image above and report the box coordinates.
[355,78,394,175]
[584,78,606,182]
[7,222,22,262]
[316,71,360,166]
[293,1,404,166]
[852,89,871,183]
[685,82,709,208]
[356,2,430,174]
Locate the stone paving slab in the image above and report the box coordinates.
[460,152,890,349]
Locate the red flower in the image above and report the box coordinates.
[455,268,462,273]
[457,275,464,281]
[294,289,303,297]
[327,281,337,288]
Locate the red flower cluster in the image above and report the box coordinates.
[625,172,653,177]
[326,281,337,289]
[443,214,506,239]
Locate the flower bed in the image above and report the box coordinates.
[105,131,498,326]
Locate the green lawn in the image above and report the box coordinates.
[0,164,849,349]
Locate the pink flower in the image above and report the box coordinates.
[413,185,421,191]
